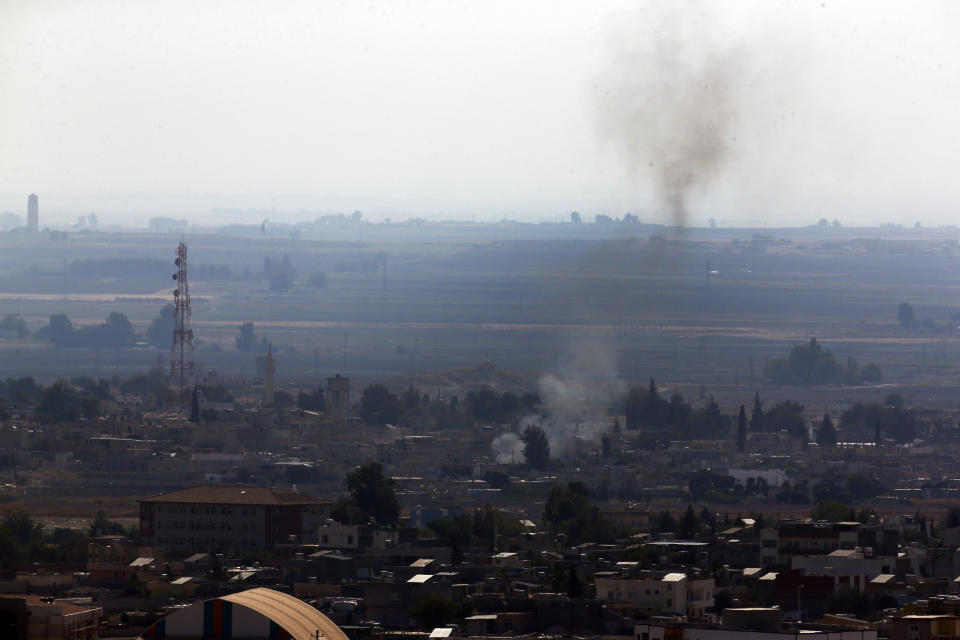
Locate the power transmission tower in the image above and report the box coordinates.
[170,237,194,408]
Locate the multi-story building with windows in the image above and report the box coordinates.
[596,571,715,619]
[139,485,330,554]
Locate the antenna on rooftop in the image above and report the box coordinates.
[170,236,194,408]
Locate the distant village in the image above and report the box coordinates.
[4,353,960,640]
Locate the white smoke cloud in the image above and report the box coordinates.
[491,432,524,464]
[529,339,626,457]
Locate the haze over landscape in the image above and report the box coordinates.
[5,4,960,640]
[4,0,960,227]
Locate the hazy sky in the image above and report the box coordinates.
[2,0,960,227]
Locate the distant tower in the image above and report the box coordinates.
[27,194,38,232]
[170,237,194,408]
[264,345,275,406]
[326,374,350,420]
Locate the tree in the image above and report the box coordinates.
[89,510,125,536]
[817,413,837,448]
[147,304,175,349]
[35,380,79,422]
[84,312,134,348]
[713,589,734,613]
[845,473,884,501]
[750,392,764,432]
[297,387,325,412]
[337,462,400,526]
[359,384,403,425]
[81,395,100,419]
[567,566,583,597]
[898,302,915,327]
[190,387,200,423]
[736,405,747,452]
[0,314,28,339]
[860,363,883,384]
[42,313,76,347]
[235,322,257,352]
[679,504,699,538]
[410,594,462,629]
[946,506,960,529]
[273,390,295,408]
[811,498,855,522]
[656,510,676,534]
[765,401,807,437]
[522,425,550,469]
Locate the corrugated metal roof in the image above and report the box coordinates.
[137,587,348,640]
[410,558,434,568]
[222,588,349,640]
[408,574,434,583]
[429,628,453,637]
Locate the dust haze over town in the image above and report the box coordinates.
[3,2,960,639]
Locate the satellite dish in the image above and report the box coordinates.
[172,274,178,280]
[175,258,181,266]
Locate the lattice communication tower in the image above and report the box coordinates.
[170,237,194,407]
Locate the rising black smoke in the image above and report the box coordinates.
[594,3,746,226]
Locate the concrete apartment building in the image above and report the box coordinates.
[596,571,715,619]
[139,485,330,554]
[0,594,101,640]
[761,520,860,566]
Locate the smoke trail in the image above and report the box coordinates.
[491,432,524,464]
[531,339,626,457]
[594,2,746,226]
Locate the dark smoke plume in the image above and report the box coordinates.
[595,4,745,226]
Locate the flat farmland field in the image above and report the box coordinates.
[0,224,958,404]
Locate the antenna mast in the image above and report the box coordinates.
[170,236,194,408]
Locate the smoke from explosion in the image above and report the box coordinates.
[594,2,748,226]
[509,339,626,460]
[492,432,524,464]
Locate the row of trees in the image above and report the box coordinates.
[0,369,169,423]
[40,312,135,348]
[624,379,730,439]
[68,257,231,280]
[764,338,882,386]
[357,384,541,429]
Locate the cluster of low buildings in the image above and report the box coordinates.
[5,481,960,640]
[7,376,960,638]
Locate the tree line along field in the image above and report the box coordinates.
[0,227,959,402]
